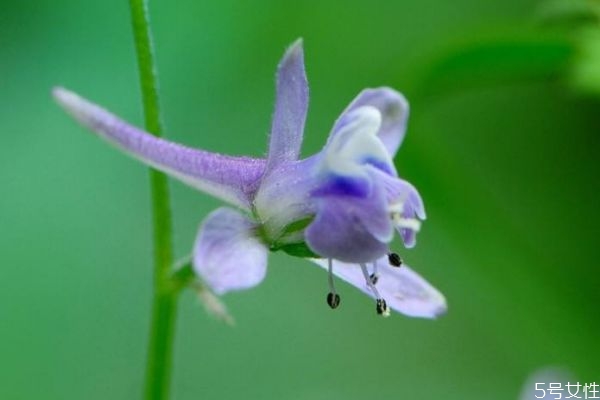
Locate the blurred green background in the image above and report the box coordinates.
[1,0,598,399]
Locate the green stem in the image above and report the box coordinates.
[128,1,177,399]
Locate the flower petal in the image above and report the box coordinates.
[367,166,425,248]
[306,180,392,263]
[395,192,424,249]
[310,257,446,318]
[370,167,425,218]
[193,208,268,295]
[322,106,395,177]
[53,87,265,210]
[331,88,409,156]
[266,39,309,172]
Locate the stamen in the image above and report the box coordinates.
[376,299,390,317]
[388,202,405,214]
[392,213,421,231]
[327,292,340,309]
[360,263,390,316]
[369,273,378,285]
[326,258,341,309]
[360,264,381,299]
[388,252,403,267]
[369,273,379,285]
[369,260,379,284]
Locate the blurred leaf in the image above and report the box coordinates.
[536,0,600,28]
[571,27,600,94]
[410,34,574,99]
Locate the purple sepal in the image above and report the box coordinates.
[193,207,268,295]
[53,87,266,210]
[265,39,309,172]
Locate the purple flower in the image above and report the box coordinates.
[53,39,446,318]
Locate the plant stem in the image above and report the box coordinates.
[128,1,177,399]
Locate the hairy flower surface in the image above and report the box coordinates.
[54,39,446,318]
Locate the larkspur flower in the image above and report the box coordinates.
[53,39,446,318]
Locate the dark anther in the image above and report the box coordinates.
[388,252,403,267]
[376,299,388,315]
[327,292,341,309]
[369,273,379,285]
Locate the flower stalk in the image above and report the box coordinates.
[128,0,177,399]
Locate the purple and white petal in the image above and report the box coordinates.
[370,167,426,220]
[320,106,394,178]
[396,208,420,248]
[310,257,446,318]
[330,88,409,157]
[391,187,424,248]
[193,207,268,295]
[53,87,265,210]
[265,39,309,172]
[306,107,401,263]
[368,167,426,248]
[306,181,392,263]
